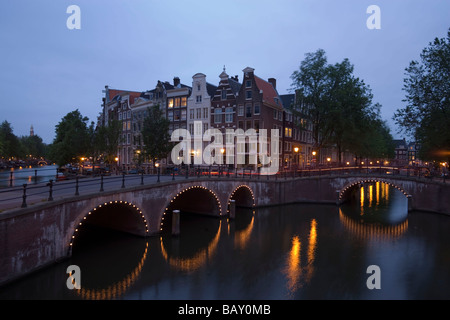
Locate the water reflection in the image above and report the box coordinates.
[1,183,450,300]
[69,226,149,300]
[160,214,221,273]
[340,182,408,241]
[0,165,57,188]
[284,219,317,297]
[234,209,255,250]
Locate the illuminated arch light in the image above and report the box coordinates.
[69,200,149,250]
[338,179,410,202]
[160,186,222,232]
[226,185,256,214]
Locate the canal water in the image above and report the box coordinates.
[0,165,58,188]
[0,182,449,300]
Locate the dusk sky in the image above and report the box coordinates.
[1,0,449,144]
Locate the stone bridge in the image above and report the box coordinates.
[1,174,449,286]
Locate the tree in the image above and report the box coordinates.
[48,110,91,167]
[0,121,22,158]
[19,135,48,158]
[95,118,122,164]
[141,105,172,164]
[393,29,450,162]
[290,49,387,164]
[326,59,374,164]
[290,49,332,154]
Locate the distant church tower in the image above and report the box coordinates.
[30,125,34,137]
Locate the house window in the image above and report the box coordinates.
[203,123,208,133]
[238,105,244,116]
[246,80,252,88]
[273,109,277,119]
[174,98,180,107]
[254,104,260,115]
[246,104,252,118]
[168,98,174,108]
[196,108,201,119]
[196,95,202,103]
[189,109,194,120]
[119,113,122,120]
[222,89,227,100]
[214,108,222,123]
[246,90,252,99]
[225,107,233,123]
[189,123,194,135]
[174,110,180,121]
[181,97,187,106]
[181,109,187,120]
[168,111,173,121]
[203,107,208,119]
[238,121,244,129]
[246,120,252,130]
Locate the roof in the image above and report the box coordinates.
[206,82,218,97]
[108,89,142,104]
[280,94,295,110]
[254,75,283,109]
[228,77,241,95]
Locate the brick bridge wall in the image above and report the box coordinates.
[1,175,449,286]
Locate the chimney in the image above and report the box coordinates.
[174,77,180,87]
[268,78,276,89]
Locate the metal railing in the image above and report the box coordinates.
[0,165,447,213]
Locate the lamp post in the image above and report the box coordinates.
[155,162,160,182]
[312,151,317,168]
[294,147,299,170]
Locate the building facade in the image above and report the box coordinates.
[210,68,241,166]
[102,86,141,171]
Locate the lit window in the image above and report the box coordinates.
[168,98,174,108]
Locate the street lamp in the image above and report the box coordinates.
[312,151,317,167]
[294,147,299,168]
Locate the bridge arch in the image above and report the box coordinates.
[226,184,256,216]
[68,200,149,254]
[338,178,412,204]
[159,185,222,233]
